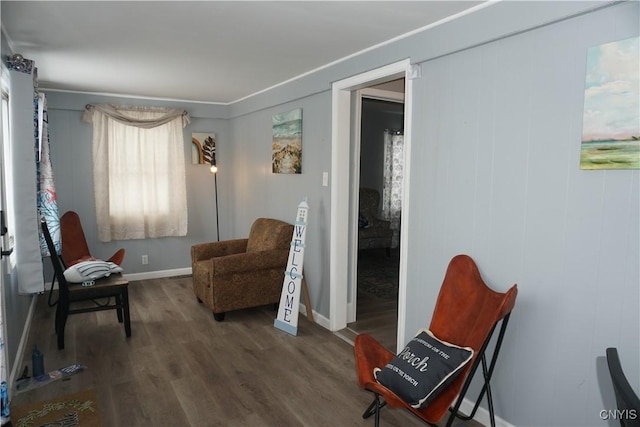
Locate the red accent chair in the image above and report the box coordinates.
[60,211,125,266]
[354,254,517,427]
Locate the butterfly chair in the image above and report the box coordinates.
[60,210,125,266]
[354,254,517,427]
[42,219,131,350]
[606,348,640,427]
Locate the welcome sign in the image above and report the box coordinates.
[274,197,309,336]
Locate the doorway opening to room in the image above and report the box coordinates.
[349,86,405,351]
[329,60,414,353]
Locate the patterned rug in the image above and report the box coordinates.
[358,249,400,300]
[10,389,101,427]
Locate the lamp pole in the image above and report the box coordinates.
[210,158,220,242]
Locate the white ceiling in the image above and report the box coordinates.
[1,1,482,104]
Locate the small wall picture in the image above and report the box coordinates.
[192,133,216,165]
[580,36,639,170]
[272,108,302,174]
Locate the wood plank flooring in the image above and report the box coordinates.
[11,276,481,427]
[347,248,400,351]
[346,290,398,351]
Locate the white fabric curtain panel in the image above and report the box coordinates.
[83,105,190,241]
[9,69,45,294]
[382,129,404,248]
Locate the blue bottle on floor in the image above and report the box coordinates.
[32,345,44,378]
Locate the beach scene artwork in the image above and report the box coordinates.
[272,108,302,174]
[581,36,639,170]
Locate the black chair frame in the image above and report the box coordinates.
[606,347,640,427]
[362,313,512,427]
[41,218,131,350]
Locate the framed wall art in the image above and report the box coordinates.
[272,108,302,174]
[580,36,639,170]
[192,132,216,165]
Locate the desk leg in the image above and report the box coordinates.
[122,287,131,337]
[115,294,123,323]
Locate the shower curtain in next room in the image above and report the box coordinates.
[381,129,403,249]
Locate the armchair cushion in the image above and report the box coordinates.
[373,329,473,409]
[191,238,248,262]
[246,218,293,253]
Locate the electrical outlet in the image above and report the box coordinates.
[142,255,148,265]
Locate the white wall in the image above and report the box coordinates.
[405,2,639,426]
[225,92,333,315]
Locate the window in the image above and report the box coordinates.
[83,105,190,241]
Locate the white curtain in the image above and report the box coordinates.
[82,105,190,241]
[37,92,60,257]
[8,62,44,295]
[382,129,404,248]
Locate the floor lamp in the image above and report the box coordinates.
[209,158,220,241]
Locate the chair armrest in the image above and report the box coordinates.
[212,249,289,276]
[354,334,395,387]
[354,334,407,409]
[107,248,126,266]
[191,239,248,262]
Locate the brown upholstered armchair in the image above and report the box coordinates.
[191,217,293,321]
[358,188,393,254]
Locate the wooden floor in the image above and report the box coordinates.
[346,248,400,351]
[11,276,482,427]
[346,291,398,351]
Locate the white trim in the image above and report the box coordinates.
[459,397,515,427]
[329,85,350,331]
[40,87,228,106]
[396,75,413,352]
[346,89,363,324]
[299,303,330,331]
[123,267,191,282]
[330,60,413,352]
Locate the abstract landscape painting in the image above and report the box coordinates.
[581,36,639,170]
[272,108,302,174]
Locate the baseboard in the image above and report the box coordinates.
[299,303,330,330]
[9,293,38,395]
[123,267,192,282]
[458,397,514,427]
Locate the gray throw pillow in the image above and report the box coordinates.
[373,329,473,409]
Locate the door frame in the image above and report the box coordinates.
[329,59,414,351]
[349,87,404,323]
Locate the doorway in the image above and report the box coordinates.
[349,92,404,350]
[329,60,414,352]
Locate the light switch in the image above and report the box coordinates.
[322,172,329,187]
